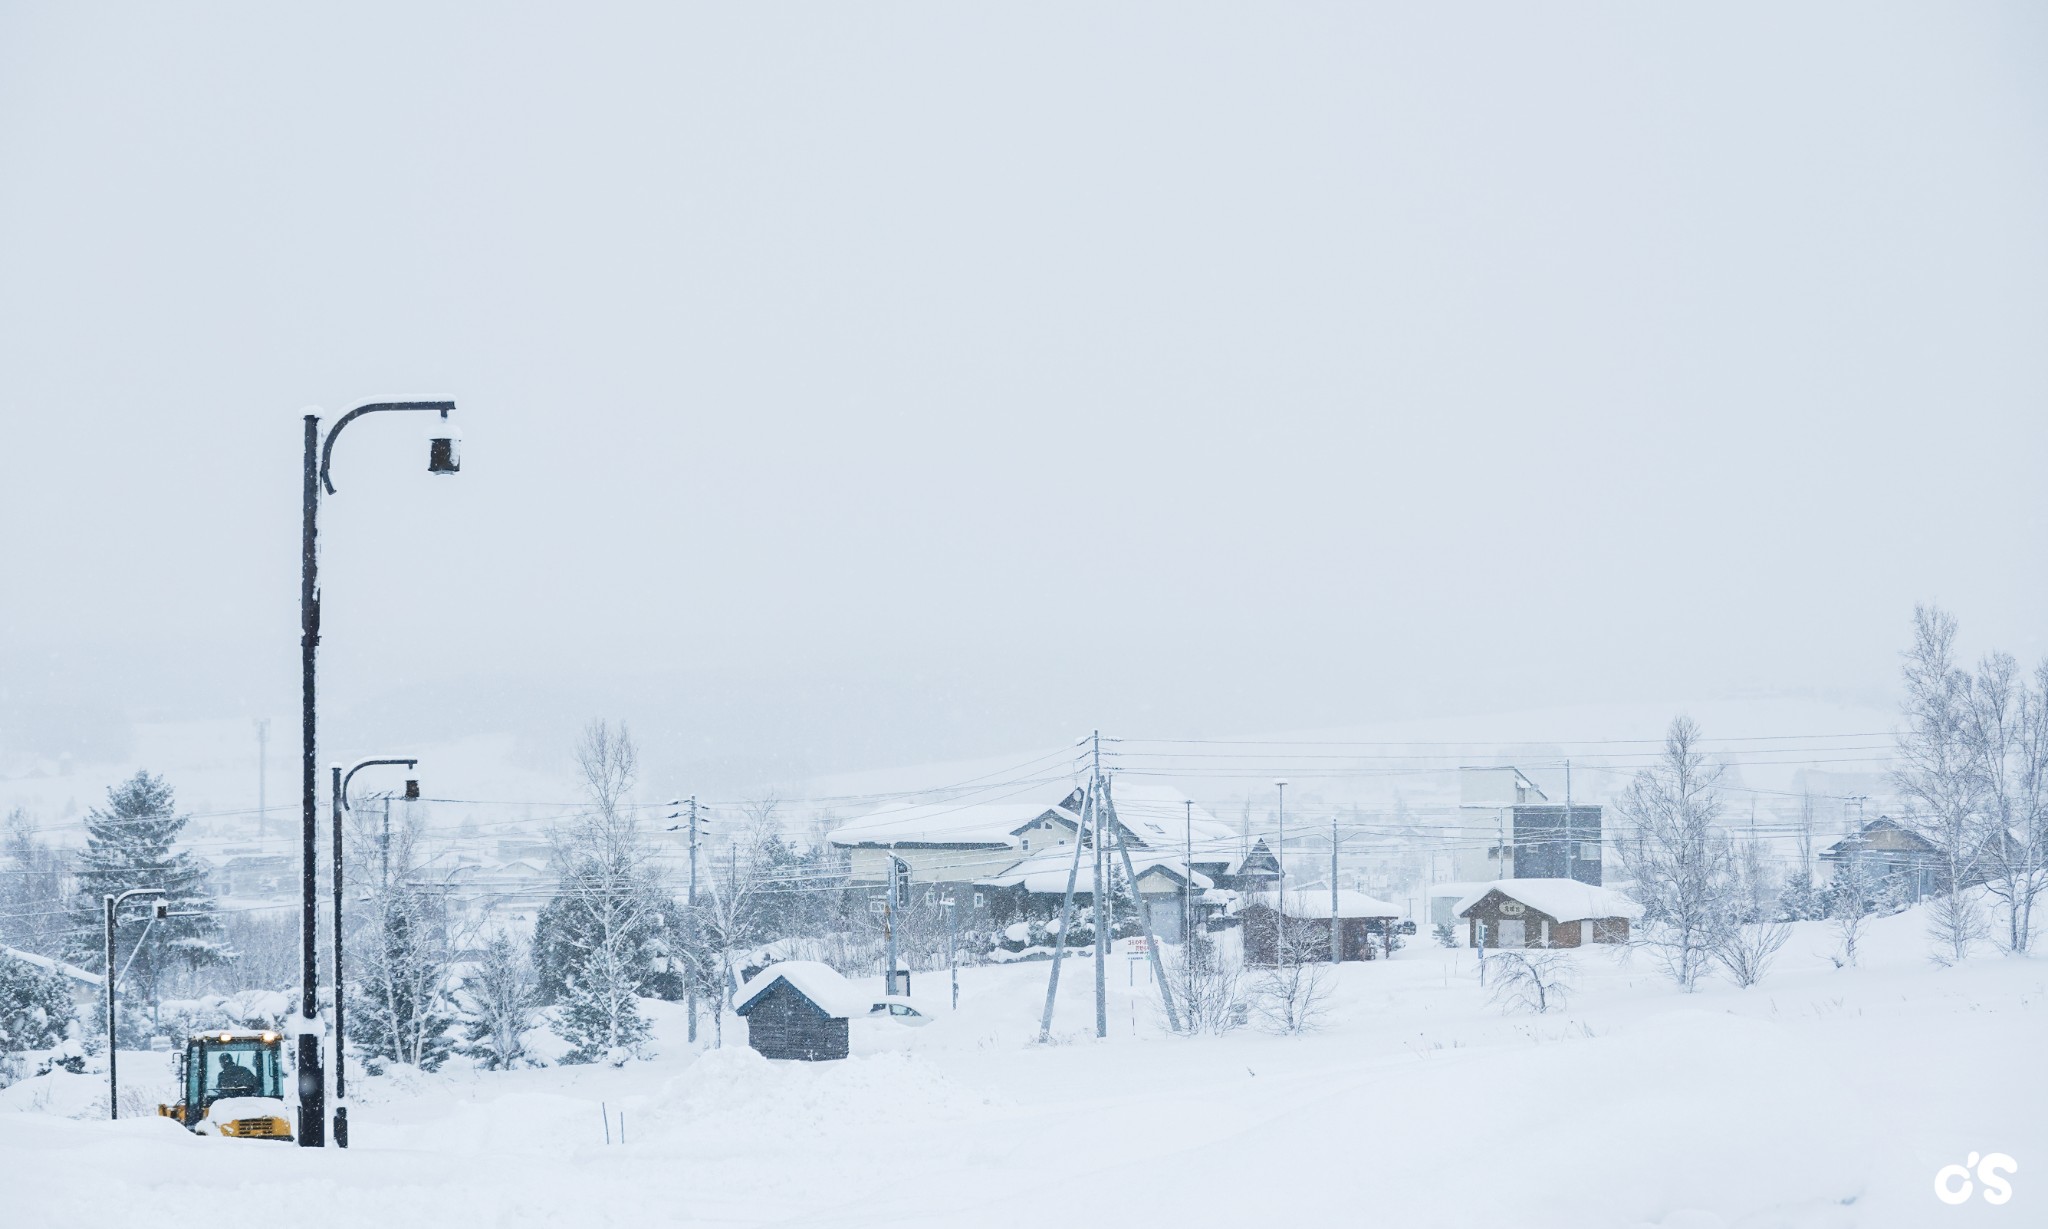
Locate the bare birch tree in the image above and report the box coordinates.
[1710,838,1790,987]
[537,720,664,1064]
[1615,716,1733,991]
[1894,606,1985,963]
[1961,651,2048,954]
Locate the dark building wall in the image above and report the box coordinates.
[1240,905,1381,965]
[1511,805,1604,885]
[740,982,850,1061]
[1461,890,1631,947]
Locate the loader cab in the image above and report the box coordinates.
[161,1030,292,1139]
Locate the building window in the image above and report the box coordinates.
[973,892,985,908]
[923,889,935,906]
[1579,842,1600,861]
[1022,839,1030,850]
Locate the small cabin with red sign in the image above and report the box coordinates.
[1453,879,1641,948]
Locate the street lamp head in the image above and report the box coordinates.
[427,415,461,476]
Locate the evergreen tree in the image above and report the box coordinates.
[0,950,76,1084]
[455,933,536,1070]
[348,879,457,1072]
[1,809,70,956]
[66,772,223,1017]
[344,797,457,1073]
[1776,868,1825,922]
[537,721,666,1063]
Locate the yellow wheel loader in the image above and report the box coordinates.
[157,1030,294,1140]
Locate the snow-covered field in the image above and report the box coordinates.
[4,907,2041,1228]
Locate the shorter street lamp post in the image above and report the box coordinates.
[330,758,419,1149]
[104,888,166,1119]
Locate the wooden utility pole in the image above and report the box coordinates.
[1038,771,1095,1043]
[1104,777,1180,1033]
[1091,731,1107,1040]
[685,796,699,1043]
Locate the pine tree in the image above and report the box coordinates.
[66,772,224,1017]
[455,933,536,1070]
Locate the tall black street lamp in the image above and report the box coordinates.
[330,757,418,1149]
[298,401,459,1148]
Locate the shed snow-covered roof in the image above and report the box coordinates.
[733,961,874,1019]
[1453,879,1643,923]
[1251,889,1404,919]
[3,945,102,987]
[826,801,1077,850]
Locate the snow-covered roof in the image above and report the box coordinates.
[1452,879,1643,923]
[826,801,1077,849]
[976,846,1213,895]
[1252,889,1404,919]
[1104,780,1241,863]
[2,945,102,987]
[732,961,874,1019]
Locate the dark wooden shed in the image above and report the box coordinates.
[733,962,865,1062]
[1240,890,1404,965]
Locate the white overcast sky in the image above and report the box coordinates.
[2,4,2044,787]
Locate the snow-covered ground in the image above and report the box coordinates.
[4,906,2041,1228]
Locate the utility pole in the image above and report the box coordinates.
[884,849,906,997]
[1038,769,1095,1044]
[1330,812,1341,965]
[687,797,699,1042]
[1183,800,1194,952]
[1274,780,1288,966]
[379,795,391,890]
[944,897,958,1009]
[1091,731,1107,1041]
[1563,759,1574,885]
[255,717,270,845]
[1104,778,1181,1034]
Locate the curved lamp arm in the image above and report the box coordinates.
[320,401,456,495]
[340,758,419,811]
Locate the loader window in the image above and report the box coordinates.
[196,1042,283,1107]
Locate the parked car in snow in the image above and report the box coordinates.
[863,995,936,1026]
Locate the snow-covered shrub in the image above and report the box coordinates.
[1167,936,1248,1035]
[1709,920,1791,988]
[1775,869,1825,922]
[0,950,75,1086]
[1486,950,1571,1014]
[1432,922,1458,948]
[1250,944,1328,1035]
[1925,890,1989,967]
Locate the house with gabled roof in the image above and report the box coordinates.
[826,779,1250,936]
[1819,816,1951,900]
[1454,879,1641,948]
